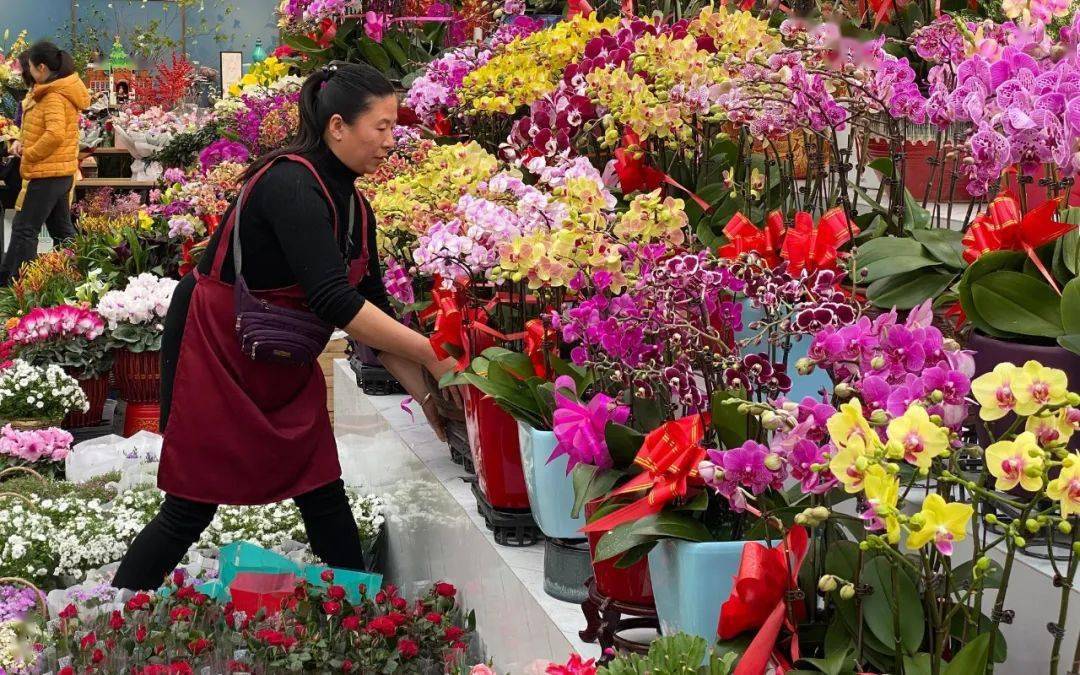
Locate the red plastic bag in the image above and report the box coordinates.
[229,572,300,616]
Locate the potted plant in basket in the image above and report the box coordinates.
[0,360,88,430]
[5,304,114,429]
[96,273,178,436]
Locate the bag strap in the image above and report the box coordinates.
[353,188,371,276]
[209,154,341,280]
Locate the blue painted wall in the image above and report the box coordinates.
[0,0,281,73]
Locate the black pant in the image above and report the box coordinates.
[0,175,76,285]
[112,479,367,591]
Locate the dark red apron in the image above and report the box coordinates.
[157,155,369,505]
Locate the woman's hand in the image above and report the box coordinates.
[425,356,465,409]
[9,141,22,157]
[420,393,447,443]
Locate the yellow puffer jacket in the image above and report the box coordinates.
[19,74,90,180]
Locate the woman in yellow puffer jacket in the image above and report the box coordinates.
[1,41,89,284]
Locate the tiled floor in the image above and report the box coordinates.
[333,360,601,670]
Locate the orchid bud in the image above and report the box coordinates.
[1024,464,1043,478]
[818,575,838,593]
[985,513,998,525]
[1066,455,1077,469]
[764,453,784,471]
[812,506,830,521]
[1059,521,1072,534]
[781,401,799,413]
[737,403,752,414]
[928,414,943,426]
[761,411,781,430]
[839,584,856,600]
[869,409,888,425]
[795,513,809,525]
[1026,518,1041,533]
[1014,536,1027,548]
[854,456,869,472]
[943,338,961,352]
[975,556,991,572]
[834,383,854,399]
[1069,392,1080,406]
[697,461,717,483]
[884,462,900,475]
[930,389,944,404]
[870,356,886,370]
[795,357,816,376]
[909,513,926,530]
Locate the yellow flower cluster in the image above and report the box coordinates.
[614,190,688,245]
[367,142,500,253]
[228,57,290,97]
[459,14,618,114]
[686,5,780,65]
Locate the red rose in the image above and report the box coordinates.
[176,585,197,600]
[188,637,211,655]
[327,585,346,601]
[320,569,335,583]
[366,616,397,637]
[434,582,456,598]
[322,601,342,616]
[59,668,75,675]
[136,624,148,643]
[126,593,152,612]
[92,648,105,663]
[60,604,78,620]
[425,612,443,624]
[293,624,307,639]
[392,596,408,611]
[172,570,186,586]
[452,641,468,652]
[80,631,97,649]
[342,660,355,673]
[386,611,408,626]
[444,626,465,642]
[341,615,362,632]
[192,592,209,606]
[293,584,308,600]
[375,591,387,604]
[109,611,125,631]
[397,638,419,659]
[256,628,284,646]
[170,606,194,623]
[384,584,399,597]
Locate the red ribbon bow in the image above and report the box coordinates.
[309,18,339,48]
[718,526,810,675]
[613,130,712,212]
[581,414,708,534]
[718,210,785,267]
[420,282,474,371]
[523,318,557,379]
[780,208,859,275]
[962,191,1073,294]
[567,0,594,18]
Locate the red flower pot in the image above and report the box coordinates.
[63,372,109,429]
[585,498,654,606]
[123,401,161,437]
[461,323,530,510]
[113,349,161,404]
[867,137,975,203]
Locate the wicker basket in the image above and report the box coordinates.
[113,349,161,404]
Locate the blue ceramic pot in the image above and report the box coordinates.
[737,302,832,402]
[647,539,757,642]
[517,422,585,539]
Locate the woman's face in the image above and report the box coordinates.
[28,61,51,84]
[326,94,398,175]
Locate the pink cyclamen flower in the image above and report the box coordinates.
[550,376,629,472]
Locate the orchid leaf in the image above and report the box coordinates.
[861,556,925,655]
[1058,334,1080,356]
[860,255,942,283]
[853,236,927,269]
[594,518,660,562]
[1061,278,1080,335]
[606,423,645,469]
[911,229,966,269]
[959,251,1026,338]
[943,634,991,675]
[867,270,956,310]
[631,512,712,542]
[971,271,1064,338]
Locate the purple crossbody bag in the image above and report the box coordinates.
[232,160,358,366]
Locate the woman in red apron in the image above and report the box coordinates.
[113,62,457,591]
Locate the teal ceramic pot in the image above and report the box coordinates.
[517,422,585,539]
[647,539,756,642]
[738,302,831,402]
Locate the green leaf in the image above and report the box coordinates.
[860,255,942,284]
[867,270,956,310]
[605,423,645,469]
[971,271,1064,338]
[854,236,927,267]
[903,653,932,675]
[861,556,925,655]
[1062,278,1080,334]
[1058,334,1080,355]
[630,512,712,542]
[613,542,655,569]
[943,633,991,675]
[571,464,599,520]
[1061,227,1079,275]
[381,35,411,69]
[711,388,755,449]
[911,229,966,269]
[959,250,1026,337]
[594,519,660,563]
[686,182,730,225]
[868,157,894,178]
[357,38,392,73]
[903,190,932,231]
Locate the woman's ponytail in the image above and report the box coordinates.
[26,41,76,79]
[241,61,395,182]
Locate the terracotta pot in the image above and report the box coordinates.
[585,498,654,606]
[63,372,110,429]
[113,349,161,404]
[968,331,1080,449]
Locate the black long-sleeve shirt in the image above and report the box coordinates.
[159,145,391,427]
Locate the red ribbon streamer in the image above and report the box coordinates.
[567,0,594,18]
[718,527,810,675]
[718,210,785,267]
[522,318,557,379]
[420,281,475,371]
[581,414,708,534]
[962,191,1073,294]
[613,130,712,212]
[780,207,859,275]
